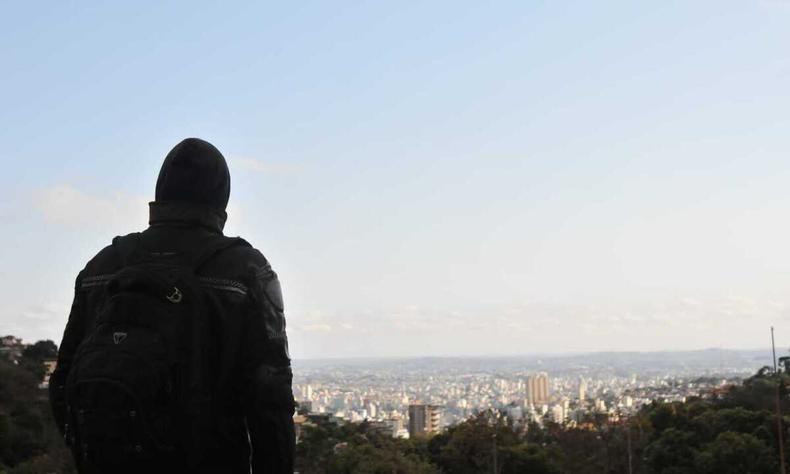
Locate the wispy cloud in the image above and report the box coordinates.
[231,156,305,175]
[21,303,64,321]
[34,185,148,232]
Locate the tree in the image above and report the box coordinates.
[694,431,776,474]
[498,444,560,474]
[0,345,75,473]
[643,428,699,474]
[436,411,520,474]
[18,340,58,382]
[21,341,57,362]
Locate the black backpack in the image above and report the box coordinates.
[65,233,247,472]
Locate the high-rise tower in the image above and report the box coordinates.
[408,404,441,437]
[527,373,550,405]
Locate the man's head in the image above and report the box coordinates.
[155,138,231,211]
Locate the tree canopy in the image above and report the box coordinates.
[3,337,790,474]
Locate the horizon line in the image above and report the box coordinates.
[291,346,775,362]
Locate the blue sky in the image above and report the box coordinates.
[2,1,790,358]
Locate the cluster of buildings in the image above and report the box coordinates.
[0,335,24,361]
[3,334,765,440]
[291,357,756,439]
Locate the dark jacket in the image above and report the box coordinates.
[49,139,295,473]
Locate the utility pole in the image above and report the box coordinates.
[627,420,633,474]
[774,327,779,373]
[492,432,498,474]
[773,327,787,474]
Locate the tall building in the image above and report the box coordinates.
[578,378,587,402]
[408,404,441,437]
[550,404,564,423]
[527,373,550,405]
[40,359,57,389]
[624,396,634,408]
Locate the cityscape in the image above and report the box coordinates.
[1,333,775,439]
[3,333,788,473]
[291,349,773,439]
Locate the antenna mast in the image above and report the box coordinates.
[773,327,786,474]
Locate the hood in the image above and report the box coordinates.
[155,138,231,211]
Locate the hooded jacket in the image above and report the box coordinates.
[49,138,295,473]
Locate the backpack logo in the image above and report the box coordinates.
[113,332,127,344]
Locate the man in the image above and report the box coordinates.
[49,138,295,473]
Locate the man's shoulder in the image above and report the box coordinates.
[77,232,276,283]
[201,236,276,282]
[80,234,133,278]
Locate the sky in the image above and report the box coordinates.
[2,1,790,358]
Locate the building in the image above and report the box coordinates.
[384,416,405,437]
[408,404,441,437]
[0,335,24,362]
[293,414,307,443]
[550,404,565,424]
[578,378,587,402]
[624,396,634,408]
[527,373,550,405]
[40,359,57,389]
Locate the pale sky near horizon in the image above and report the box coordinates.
[2,1,790,358]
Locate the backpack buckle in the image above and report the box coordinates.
[166,287,182,304]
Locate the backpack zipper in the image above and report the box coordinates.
[79,274,248,296]
[80,274,114,289]
[197,277,248,295]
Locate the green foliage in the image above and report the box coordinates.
[16,340,58,382]
[0,341,75,474]
[295,411,563,474]
[329,443,436,474]
[644,428,698,474]
[21,341,57,363]
[639,370,788,474]
[435,411,511,474]
[498,444,561,474]
[4,337,790,474]
[694,431,776,474]
[691,407,773,443]
[295,419,437,474]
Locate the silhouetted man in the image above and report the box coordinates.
[49,138,295,473]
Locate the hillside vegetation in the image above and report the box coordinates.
[1,339,788,474]
[0,341,75,474]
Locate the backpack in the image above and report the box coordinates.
[64,233,247,471]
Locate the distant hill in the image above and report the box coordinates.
[293,348,772,376]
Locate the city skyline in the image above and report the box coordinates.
[289,346,770,437]
[3,1,790,358]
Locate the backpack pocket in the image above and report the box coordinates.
[67,324,178,466]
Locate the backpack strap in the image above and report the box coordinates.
[111,233,249,271]
[191,236,250,272]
